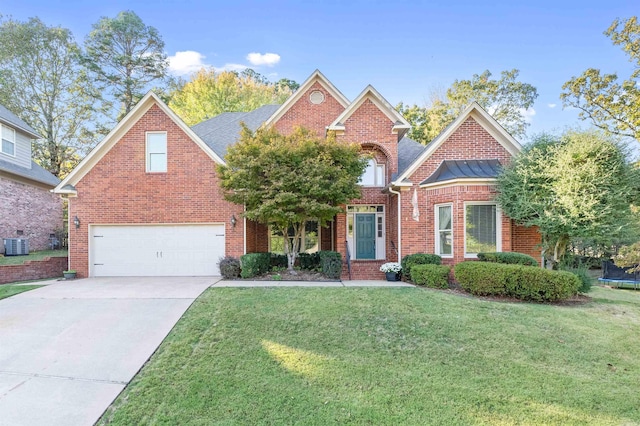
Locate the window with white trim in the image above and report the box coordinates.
[359,158,385,187]
[269,221,320,254]
[146,132,167,172]
[1,125,16,156]
[465,203,500,256]
[435,204,453,257]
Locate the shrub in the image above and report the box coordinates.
[218,256,241,279]
[319,251,342,279]
[270,253,288,269]
[411,264,450,289]
[454,261,580,302]
[240,252,271,278]
[454,262,510,296]
[298,252,320,270]
[477,252,539,267]
[401,253,442,281]
[562,267,593,293]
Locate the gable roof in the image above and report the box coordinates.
[328,85,411,138]
[420,159,502,186]
[0,104,41,139]
[396,136,427,179]
[392,102,522,186]
[192,104,280,158]
[0,158,60,187]
[54,91,223,195]
[264,70,350,127]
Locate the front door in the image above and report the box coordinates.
[355,214,376,259]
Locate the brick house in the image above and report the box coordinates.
[54,70,540,279]
[0,104,62,252]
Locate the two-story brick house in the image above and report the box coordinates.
[0,104,62,252]
[54,70,540,279]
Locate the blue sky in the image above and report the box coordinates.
[2,0,638,141]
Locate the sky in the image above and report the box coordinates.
[2,0,638,141]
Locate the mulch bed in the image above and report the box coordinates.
[240,269,339,282]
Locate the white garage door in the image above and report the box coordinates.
[90,224,225,277]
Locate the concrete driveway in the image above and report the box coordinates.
[0,277,217,426]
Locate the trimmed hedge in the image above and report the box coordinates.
[412,264,451,289]
[477,252,539,267]
[454,261,580,302]
[299,252,320,270]
[270,253,288,269]
[218,256,241,279]
[240,252,271,278]
[401,253,442,282]
[319,251,342,279]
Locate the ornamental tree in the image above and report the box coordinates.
[496,130,640,267]
[217,126,368,272]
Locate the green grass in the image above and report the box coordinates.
[0,250,67,265]
[99,287,640,425]
[0,284,43,300]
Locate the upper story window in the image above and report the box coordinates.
[1,125,16,157]
[360,158,385,187]
[146,132,167,173]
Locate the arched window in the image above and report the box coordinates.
[360,158,385,187]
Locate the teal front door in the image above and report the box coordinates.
[355,214,376,259]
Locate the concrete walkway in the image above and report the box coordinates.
[0,277,216,426]
[213,279,414,287]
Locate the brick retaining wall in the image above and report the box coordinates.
[0,256,68,285]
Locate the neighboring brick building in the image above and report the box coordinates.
[0,104,62,252]
[54,70,540,279]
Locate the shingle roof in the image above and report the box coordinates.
[396,137,427,179]
[191,105,281,158]
[0,104,41,138]
[420,159,502,186]
[0,157,60,187]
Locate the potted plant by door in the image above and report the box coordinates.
[380,262,402,281]
[63,270,77,280]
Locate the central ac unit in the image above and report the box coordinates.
[4,238,29,256]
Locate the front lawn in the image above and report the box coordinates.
[0,250,68,265]
[0,284,43,300]
[100,287,640,425]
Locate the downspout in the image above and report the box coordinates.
[388,186,402,263]
[243,204,247,255]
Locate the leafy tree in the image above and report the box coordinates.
[169,68,294,126]
[276,78,300,92]
[0,17,101,177]
[614,241,640,272]
[561,17,640,141]
[397,69,538,144]
[218,126,368,271]
[496,130,639,267]
[83,10,168,120]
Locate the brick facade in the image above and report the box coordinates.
[401,117,525,264]
[68,104,244,278]
[0,256,67,284]
[0,176,63,251]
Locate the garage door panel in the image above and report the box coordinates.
[91,225,225,277]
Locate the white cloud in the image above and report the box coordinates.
[168,51,208,76]
[246,52,281,67]
[548,103,557,108]
[520,107,536,123]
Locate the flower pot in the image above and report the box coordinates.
[63,272,76,280]
[385,271,400,282]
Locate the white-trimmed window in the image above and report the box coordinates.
[360,159,385,187]
[465,203,501,257]
[269,221,320,254]
[1,125,16,156]
[435,204,453,257]
[146,132,167,172]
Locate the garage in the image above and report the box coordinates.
[90,224,225,277]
